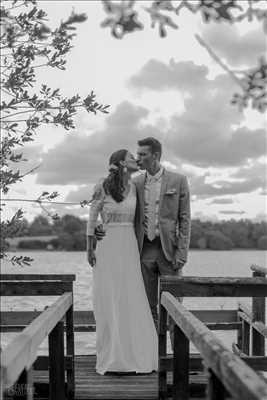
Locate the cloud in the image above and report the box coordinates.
[190,162,266,197]
[209,198,234,204]
[167,123,266,167]
[219,210,245,215]
[201,24,266,67]
[193,211,219,221]
[13,187,27,196]
[65,185,95,203]
[193,178,263,197]
[36,101,164,185]
[254,212,267,222]
[35,61,266,200]
[163,69,266,167]
[129,59,266,167]
[232,160,267,184]
[128,59,210,92]
[40,201,89,220]
[12,144,43,176]
[165,73,266,166]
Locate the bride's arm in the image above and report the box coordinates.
[87,236,97,266]
[86,182,105,266]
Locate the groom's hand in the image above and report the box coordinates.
[87,249,96,267]
[94,224,106,241]
[172,258,184,271]
[172,250,185,271]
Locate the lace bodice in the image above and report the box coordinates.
[87,180,136,235]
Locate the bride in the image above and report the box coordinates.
[86,149,158,375]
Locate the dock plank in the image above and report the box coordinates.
[32,355,207,399]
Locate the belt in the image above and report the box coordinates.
[144,234,161,244]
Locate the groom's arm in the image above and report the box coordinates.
[175,176,191,266]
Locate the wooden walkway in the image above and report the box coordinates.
[33,354,206,400]
[1,267,266,400]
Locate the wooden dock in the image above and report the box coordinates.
[1,265,267,400]
[32,354,209,399]
[34,354,159,400]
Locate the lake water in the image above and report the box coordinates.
[2,250,267,355]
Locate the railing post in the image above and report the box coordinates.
[66,302,75,400]
[49,320,65,400]
[11,368,33,400]
[236,306,243,351]
[26,367,33,400]
[158,301,168,400]
[251,266,266,356]
[13,369,27,400]
[241,319,250,355]
[206,369,227,400]
[172,321,189,400]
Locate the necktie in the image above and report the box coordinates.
[146,178,157,241]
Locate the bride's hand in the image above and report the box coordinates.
[87,249,96,267]
[95,224,106,241]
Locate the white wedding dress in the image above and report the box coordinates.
[87,180,158,375]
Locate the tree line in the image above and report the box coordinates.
[8,214,267,251]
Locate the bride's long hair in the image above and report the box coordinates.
[103,149,128,203]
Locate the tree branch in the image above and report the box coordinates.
[1,89,16,98]
[195,34,246,89]
[0,109,36,120]
[19,163,41,179]
[5,3,25,12]
[1,198,83,206]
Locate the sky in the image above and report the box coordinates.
[3,0,267,222]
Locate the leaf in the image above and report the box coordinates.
[159,24,167,37]
[28,6,37,18]
[100,17,114,28]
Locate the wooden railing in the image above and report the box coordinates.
[0,274,75,400]
[160,292,267,400]
[1,310,96,333]
[159,266,267,400]
[236,265,267,357]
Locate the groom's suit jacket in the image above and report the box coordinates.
[133,169,191,264]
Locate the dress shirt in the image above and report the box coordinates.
[144,166,164,240]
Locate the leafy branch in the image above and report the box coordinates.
[101,0,267,112]
[0,0,109,265]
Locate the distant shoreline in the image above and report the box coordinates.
[5,248,267,253]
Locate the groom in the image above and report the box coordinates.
[133,137,191,338]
